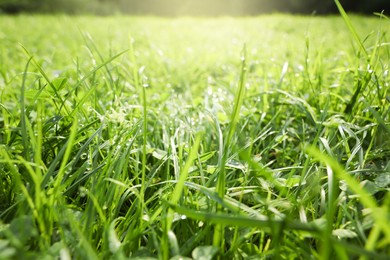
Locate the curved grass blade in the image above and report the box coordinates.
[167,202,321,233]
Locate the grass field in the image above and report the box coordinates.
[0,8,389,260]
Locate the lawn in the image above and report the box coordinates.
[0,9,389,260]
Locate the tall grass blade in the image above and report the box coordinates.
[20,45,66,114]
[334,0,368,58]
[334,0,375,115]
[168,133,203,222]
[20,58,32,162]
[167,202,321,233]
[164,133,202,258]
[69,50,128,117]
[213,44,248,249]
[51,118,78,196]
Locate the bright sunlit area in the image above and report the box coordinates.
[0,0,389,259]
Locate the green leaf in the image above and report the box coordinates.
[169,256,192,260]
[6,215,38,247]
[0,240,15,259]
[168,231,180,257]
[360,180,380,195]
[108,220,121,254]
[375,172,390,188]
[276,175,306,188]
[198,151,216,163]
[51,77,68,92]
[240,243,260,256]
[192,246,219,260]
[151,148,168,160]
[47,242,71,259]
[332,229,358,239]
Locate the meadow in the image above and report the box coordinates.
[0,7,389,260]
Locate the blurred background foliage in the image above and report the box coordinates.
[0,0,389,15]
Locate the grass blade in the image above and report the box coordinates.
[214,44,248,249]
[167,202,321,233]
[334,0,368,58]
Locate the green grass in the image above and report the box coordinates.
[0,9,389,260]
